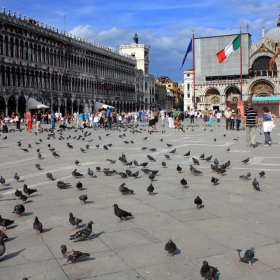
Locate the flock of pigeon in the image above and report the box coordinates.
[0,120,266,279]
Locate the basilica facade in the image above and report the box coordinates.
[0,8,138,116]
[184,16,280,112]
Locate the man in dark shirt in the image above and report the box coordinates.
[36,110,42,132]
[243,103,258,148]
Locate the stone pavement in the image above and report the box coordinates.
[0,118,280,280]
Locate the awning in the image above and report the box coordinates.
[27,97,49,109]
[95,101,115,110]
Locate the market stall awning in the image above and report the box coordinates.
[27,97,49,109]
[95,102,115,110]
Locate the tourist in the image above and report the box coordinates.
[203,108,208,127]
[168,110,175,128]
[231,110,236,130]
[36,109,42,132]
[51,111,55,129]
[1,120,8,133]
[216,110,221,127]
[242,103,258,148]
[235,108,242,131]
[160,109,165,122]
[15,114,20,130]
[224,107,232,130]
[26,109,32,132]
[259,107,276,147]
[190,109,195,123]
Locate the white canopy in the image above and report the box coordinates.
[95,101,115,110]
[27,97,49,109]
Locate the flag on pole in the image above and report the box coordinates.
[180,39,192,70]
[216,35,240,63]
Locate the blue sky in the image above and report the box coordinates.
[2,0,278,82]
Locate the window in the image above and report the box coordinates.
[187,74,190,77]
[187,84,190,90]
[187,94,190,98]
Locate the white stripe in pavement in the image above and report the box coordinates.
[249,157,264,164]
[4,162,96,183]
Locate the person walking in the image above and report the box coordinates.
[259,107,276,147]
[224,107,232,130]
[203,108,208,127]
[51,111,55,129]
[26,109,32,132]
[230,110,236,130]
[235,108,242,131]
[242,103,258,148]
[168,110,175,129]
[216,110,221,127]
[36,110,42,132]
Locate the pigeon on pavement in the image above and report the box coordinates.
[70,221,94,241]
[194,196,202,209]
[33,216,43,235]
[119,183,134,195]
[192,158,200,165]
[0,236,6,259]
[0,215,14,230]
[237,247,255,269]
[79,194,88,204]
[69,213,83,231]
[88,168,94,177]
[176,165,182,173]
[113,204,132,222]
[259,171,265,178]
[180,178,187,188]
[13,204,25,217]
[211,177,219,185]
[23,184,38,197]
[0,176,5,186]
[165,239,176,256]
[239,172,251,180]
[35,164,42,170]
[242,157,249,164]
[57,181,71,189]
[14,173,20,182]
[147,183,154,195]
[200,261,219,280]
[46,173,54,180]
[60,244,90,266]
[72,169,83,178]
[252,178,260,191]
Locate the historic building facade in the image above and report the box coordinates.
[0,8,137,116]
[184,16,280,112]
[119,36,155,110]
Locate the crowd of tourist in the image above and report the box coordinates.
[0,106,277,148]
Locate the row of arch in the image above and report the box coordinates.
[0,35,135,81]
[0,95,140,117]
[0,66,135,97]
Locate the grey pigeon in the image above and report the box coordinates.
[252,178,260,191]
[147,183,154,195]
[200,261,219,279]
[211,177,219,185]
[69,213,83,231]
[0,215,14,230]
[194,196,202,209]
[113,204,132,222]
[88,168,94,177]
[147,155,156,162]
[75,160,79,165]
[184,151,190,157]
[14,189,22,199]
[13,204,25,216]
[176,165,182,173]
[192,158,200,165]
[149,174,155,181]
[180,178,187,188]
[169,148,176,154]
[79,194,88,204]
[46,173,54,180]
[19,193,28,204]
[213,158,219,165]
[239,172,251,180]
[237,247,255,269]
[69,221,94,241]
[165,239,176,256]
[57,181,71,189]
[35,164,42,170]
[76,181,83,191]
[131,170,139,179]
[33,216,43,235]
[242,157,249,164]
[119,183,134,195]
[199,153,205,159]
[259,171,265,178]
[14,173,20,182]
[164,155,171,160]
[0,176,5,185]
[205,155,212,162]
[162,161,167,168]
[0,236,6,260]
[72,169,83,178]
[23,184,37,197]
[60,244,90,266]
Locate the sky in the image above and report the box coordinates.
[2,0,279,83]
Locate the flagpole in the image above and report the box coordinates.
[240,26,242,99]
[192,30,196,109]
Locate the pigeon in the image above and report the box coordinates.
[200,261,219,280]
[60,244,90,266]
[79,194,88,204]
[96,145,99,148]
[70,221,94,241]
[190,165,203,176]
[113,204,132,222]
[119,183,134,195]
[259,171,265,178]
[0,215,14,230]
[0,176,5,186]
[75,160,79,165]
[52,151,60,157]
[133,160,139,166]
[205,155,212,162]
[192,158,200,165]
[252,178,260,191]
[103,145,108,150]
[237,247,255,269]
[180,178,187,188]
[226,148,230,152]
[214,138,216,142]
[239,172,251,180]
[162,161,167,168]
[149,148,157,152]
[96,167,101,172]
[21,148,29,152]
[143,137,148,140]
[0,230,8,240]
[176,165,182,173]
[14,173,20,182]
[19,193,28,204]
[140,162,148,167]
[37,152,42,160]
[2,136,7,140]
[46,173,54,180]
[23,184,38,197]
[33,216,43,235]
[107,159,116,164]
[217,167,226,176]
[184,151,190,157]
[35,164,42,170]
[141,147,148,150]
[165,239,176,256]
[72,169,83,178]
[131,171,139,179]
[164,154,171,160]
[169,148,176,154]
[0,236,6,259]
[67,143,73,149]
[80,148,86,153]
[88,168,94,177]
[69,213,83,231]
[13,204,25,216]
[147,183,154,195]
[199,153,205,159]
[76,181,83,191]
[213,158,219,165]
[147,155,156,162]
[149,174,155,181]
[14,189,22,199]
[166,143,173,147]
[211,177,219,185]
[242,157,249,164]
[194,196,202,209]
[57,181,71,189]
[126,161,133,168]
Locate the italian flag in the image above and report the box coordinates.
[216,35,240,63]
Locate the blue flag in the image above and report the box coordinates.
[180,39,192,70]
